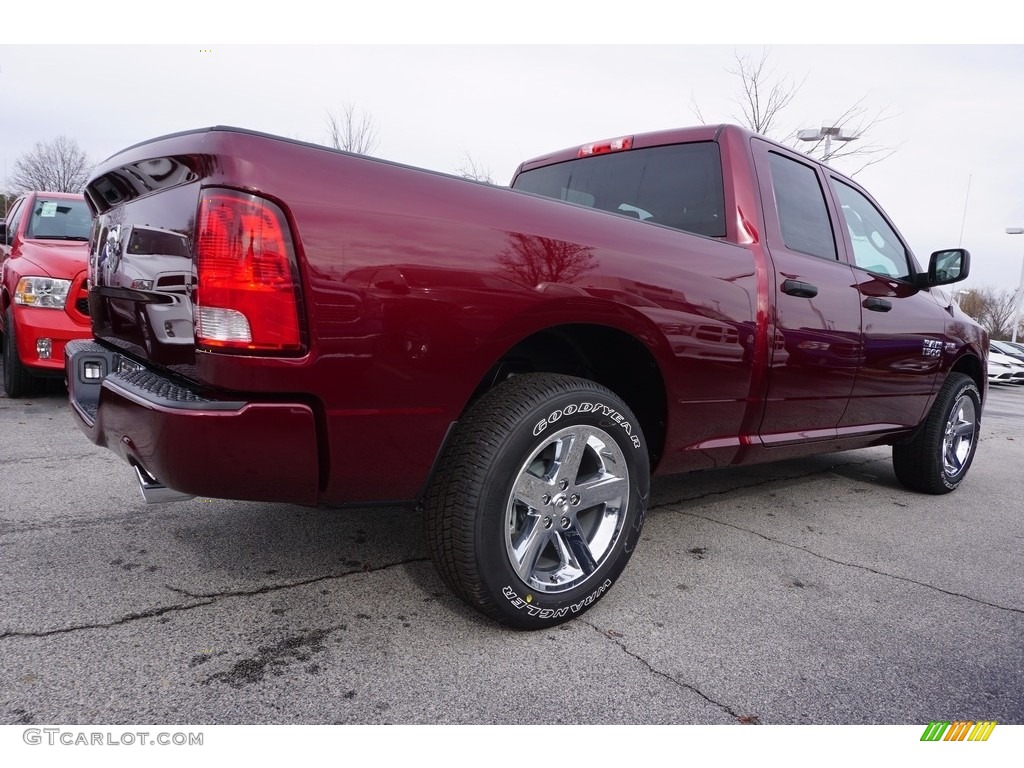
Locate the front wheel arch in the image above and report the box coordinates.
[893,371,981,494]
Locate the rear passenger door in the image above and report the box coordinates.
[751,141,864,442]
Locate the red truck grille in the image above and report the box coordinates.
[70,275,91,322]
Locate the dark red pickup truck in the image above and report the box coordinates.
[67,124,987,627]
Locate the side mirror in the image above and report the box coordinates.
[923,248,970,287]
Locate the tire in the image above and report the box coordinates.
[423,373,650,629]
[2,308,37,398]
[892,372,980,494]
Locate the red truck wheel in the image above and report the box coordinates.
[2,309,38,398]
[892,372,980,494]
[423,373,650,629]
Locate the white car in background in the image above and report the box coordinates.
[991,339,1024,364]
[988,350,1024,385]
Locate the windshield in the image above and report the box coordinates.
[26,197,92,240]
[127,227,190,257]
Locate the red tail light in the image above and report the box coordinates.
[195,190,302,352]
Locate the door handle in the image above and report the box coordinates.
[863,297,892,312]
[781,279,818,298]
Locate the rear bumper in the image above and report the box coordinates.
[66,340,320,505]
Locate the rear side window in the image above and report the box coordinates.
[768,152,836,261]
[513,142,726,238]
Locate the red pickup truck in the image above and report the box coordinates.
[1,191,92,396]
[67,124,987,627]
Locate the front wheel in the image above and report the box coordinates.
[892,372,981,494]
[2,308,37,398]
[423,373,650,629]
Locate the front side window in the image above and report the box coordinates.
[768,152,836,261]
[5,198,26,244]
[513,142,726,238]
[26,197,92,240]
[832,180,911,280]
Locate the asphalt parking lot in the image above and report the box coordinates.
[1,378,1022,725]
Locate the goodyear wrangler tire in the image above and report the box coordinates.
[423,373,650,629]
[892,372,980,494]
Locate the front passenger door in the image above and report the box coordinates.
[828,177,946,429]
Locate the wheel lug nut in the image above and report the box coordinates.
[541,494,551,505]
[559,480,569,491]
[560,516,570,529]
[570,494,580,505]
[543,517,553,529]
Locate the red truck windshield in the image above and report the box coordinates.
[27,197,92,240]
[512,141,727,238]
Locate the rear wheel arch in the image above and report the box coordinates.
[467,323,668,471]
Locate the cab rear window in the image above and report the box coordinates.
[512,141,726,238]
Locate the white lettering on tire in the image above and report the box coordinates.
[502,580,614,619]
[530,401,643,448]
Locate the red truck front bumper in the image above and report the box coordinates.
[65,340,320,505]
[10,304,91,373]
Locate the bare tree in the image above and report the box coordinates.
[957,286,1023,340]
[10,136,92,193]
[691,48,898,174]
[325,103,380,156]
[692,49,802,138]
[456,152,496,185]
[498,233,597,288]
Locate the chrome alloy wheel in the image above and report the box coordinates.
[942,392,977,479]
[505,424,630,594]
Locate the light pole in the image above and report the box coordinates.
[1006,227,1024,343]
[797,125,858,163]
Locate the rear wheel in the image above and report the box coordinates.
[892,372,980,494]
[423,373,650,629]
[2,308,37,398]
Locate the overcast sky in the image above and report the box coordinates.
[2,40,1022,290]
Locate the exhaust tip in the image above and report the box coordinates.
[132,462,195,504]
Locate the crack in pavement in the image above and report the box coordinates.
[165,556,430,600]
[579,619,755,723]
[0,557,430,641]
[679,510,1024,615]
[0,508,168,538]
[0,453,111,467]
[0,599,215,641]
